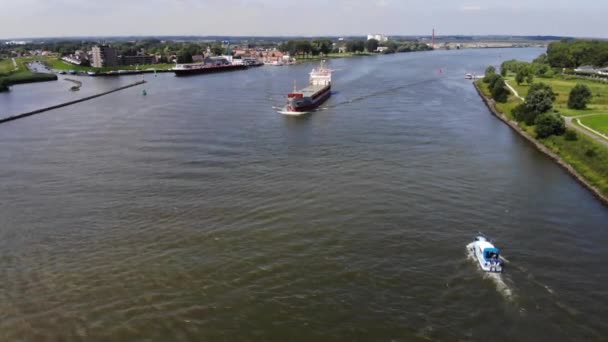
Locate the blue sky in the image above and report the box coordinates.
[1,0,606,38]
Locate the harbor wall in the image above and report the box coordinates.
[0,80,146,125]
[473,82,608,207]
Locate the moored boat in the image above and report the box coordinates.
[280,61,332,115]
[469,236,503,273]
[173,63,248,76]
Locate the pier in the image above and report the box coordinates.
[0,80,146,125]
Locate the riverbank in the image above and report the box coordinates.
[474,81,608,206]
[0,80,146,124]
[0,58,57,91]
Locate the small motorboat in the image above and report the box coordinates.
[470,236,503,273]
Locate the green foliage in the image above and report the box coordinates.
[568,83,593,109]
[483,73,500,86]
[564,129,578,141]
[491,76,509,103]
[176,50,193,64]
[512,83,557,125]
[526,72,534,85]
[526,88,555,115]
[485,65,496,78]
[0,77,9,92]
[210,45,225,56]
[528,82,557,101]
[515,70,525,85]
[585,148,597,158]
[365,39,379,53]
[312,39,333,55]
[535,112,566,138]
[547,39,608,68]
[345,40,366,53]
[500,67,507,77]
[533,53,549,65]
[512,103,540,125]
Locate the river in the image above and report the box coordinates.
[1,48,607,341]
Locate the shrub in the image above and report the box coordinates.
[568,83,593,109]
[585,148,597,158]
[535,113,566,138]
[0,78,9,92]
[564,129,578,141]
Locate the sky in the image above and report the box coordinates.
[1,0,607,39]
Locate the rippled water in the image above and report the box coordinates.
[1,48,607,341]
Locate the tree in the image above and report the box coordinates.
[483,73,500,87]
[176,50,193,64]
[500,67,507,77]
[526,72,534,85]
[528,82,557,101]
[568,83,593,109]
[485,66,496,78]
[345,40,365,53]
[491,78,509,103]
[535,113,566,138]
[525,88,554,116]
[211,45,224,56]
[515,69,526,85]
[365,39,379,53]
[513,83,557,125]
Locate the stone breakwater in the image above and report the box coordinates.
[473,82,608,207]
[0,80,146,125]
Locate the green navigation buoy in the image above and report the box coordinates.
[142,89,147,96]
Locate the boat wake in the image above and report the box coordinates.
[466,242,514,302]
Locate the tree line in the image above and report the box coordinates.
[546,40,608,68]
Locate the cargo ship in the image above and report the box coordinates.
[173,63,248,76]
[280,61,332,115]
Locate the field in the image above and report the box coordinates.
[0,58,17,75]
[477,79,608,197]
[40,57,175,72]
[505,74,608,117]
[579,115,608,136]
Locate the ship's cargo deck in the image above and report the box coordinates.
[298,84,329,96]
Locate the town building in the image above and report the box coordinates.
[367,34,389,42]
[92,45,118,68]
[121,55,156,66]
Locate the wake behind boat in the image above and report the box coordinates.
[469,235,503,273]
[279,61,332,116]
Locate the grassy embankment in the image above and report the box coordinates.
[506,72,608,141]
[504,74,608,117]
[579,115,608,136]
[0,57,57,91]
[38,57,175,72]
[477,78,608,197]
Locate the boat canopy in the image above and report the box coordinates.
[483,247,500,260]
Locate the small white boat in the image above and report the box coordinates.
[465,73,473,79]
[470,236,503,273]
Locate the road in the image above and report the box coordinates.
[11,58,18,71]
[505,80,608,146]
